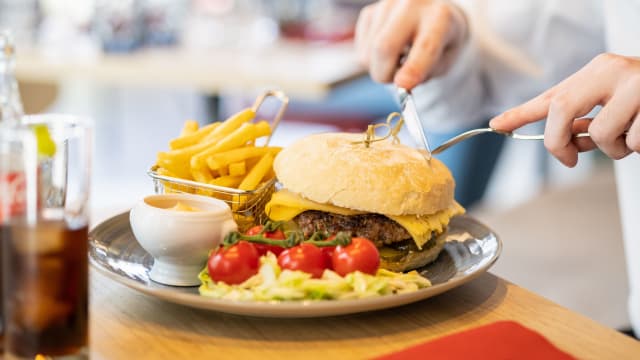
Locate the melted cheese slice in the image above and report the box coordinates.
[265,190,465,249]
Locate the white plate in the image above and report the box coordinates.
[89,212,501,318]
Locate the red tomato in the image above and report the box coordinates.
[320,236,337,270]
[332,237,380,276]
[246,225,287,256]
[208,241,260,285]
[321,246,335,269]
[277,243,327,278]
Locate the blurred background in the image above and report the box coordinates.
[1,0,630,334]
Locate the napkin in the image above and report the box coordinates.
[374,320,575,360]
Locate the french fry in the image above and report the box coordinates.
[180,120,199,136]
[156,101,280,216]
[156,166,182,194]
[190,121,272,170]
[157,157,193,180]
[159,141,216,177]
[161,110,258,169]
[169,122,219,150]
[159,131,227,176]
[201,108,255,143]
[245,156,261,170]
[239,152,274,191]
[228,161,246,177]
[156,166,178,178]
[206,146,281,171]
[209,175,244,188]
[157,153,193,180]
[191,167,214,183]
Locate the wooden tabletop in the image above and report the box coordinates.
[89,268,640,360]
[15,42,365,99]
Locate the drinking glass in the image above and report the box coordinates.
[0,114,92,359]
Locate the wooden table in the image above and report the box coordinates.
[89,267,640,359]
[15,41,365,100]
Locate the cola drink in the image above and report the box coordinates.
[3,220,89,358]
[1,115,91,359]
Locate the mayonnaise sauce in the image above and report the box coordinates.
[169,202,201,212]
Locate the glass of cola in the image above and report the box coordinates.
[0,115,92,359]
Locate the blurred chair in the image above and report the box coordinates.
[18,81,58,114]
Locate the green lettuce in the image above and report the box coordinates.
[198,253,431,301]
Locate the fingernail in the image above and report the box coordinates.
[488,117,499,127]
[393,73,416,90]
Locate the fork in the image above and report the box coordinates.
[431,128,592,155]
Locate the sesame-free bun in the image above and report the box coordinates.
[273,133,455,216]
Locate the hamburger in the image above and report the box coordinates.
[264,132,464,272]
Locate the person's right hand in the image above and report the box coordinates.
[355,0,469,90]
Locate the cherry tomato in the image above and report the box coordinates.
[332,237,380,276]
[320,236,337,270]
[246,225,287,256]
[208,241,260,285]
[277,243,327,278]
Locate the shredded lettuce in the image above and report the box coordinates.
[198,253,431,301]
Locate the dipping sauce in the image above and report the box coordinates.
[169,202,201,212]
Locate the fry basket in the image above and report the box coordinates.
[148,90,289,231]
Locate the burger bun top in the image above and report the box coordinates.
[273,132,456,216]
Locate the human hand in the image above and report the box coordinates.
[490,53,640,167]
[355,0,469,90]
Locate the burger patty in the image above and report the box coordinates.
[294,210,411,246]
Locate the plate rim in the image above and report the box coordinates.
[89,213,502,318]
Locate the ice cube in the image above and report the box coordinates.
[15,295,71,332]
[34,257,65,296]
[11,221,66,255]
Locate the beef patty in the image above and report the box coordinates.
[294,210,411,246]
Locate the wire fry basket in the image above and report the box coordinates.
[148,90,289,231]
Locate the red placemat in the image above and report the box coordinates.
[374,321,575,360]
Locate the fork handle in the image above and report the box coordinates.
[432,128,624,156]
[511,132,591,140]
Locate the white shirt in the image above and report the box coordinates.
[413,0,640,332]
[414,0,617,130]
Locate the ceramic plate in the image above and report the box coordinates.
[89,212,501,318]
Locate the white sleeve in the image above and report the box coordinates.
[411,33,486,132]
[604,0,640,55]
[604,0,640,335]
[412,0,606,132]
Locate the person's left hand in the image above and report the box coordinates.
[489,53,640,167]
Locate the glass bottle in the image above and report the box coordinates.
[0,30,24,124]
[0,29,25,352]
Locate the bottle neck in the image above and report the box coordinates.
[0,55,24,123]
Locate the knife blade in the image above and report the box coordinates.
[396,87,432,161]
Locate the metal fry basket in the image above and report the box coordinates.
[148,90,289,231]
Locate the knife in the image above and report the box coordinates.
[396,87,432,161]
